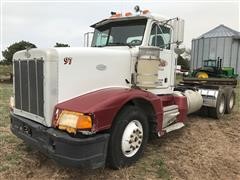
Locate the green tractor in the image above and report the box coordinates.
[191,58,238,79]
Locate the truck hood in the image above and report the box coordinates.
[54,47,133,102]
[13,47,134,126]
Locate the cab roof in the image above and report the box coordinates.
[90,13,168,28]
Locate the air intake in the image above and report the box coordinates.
[14,59,44,117]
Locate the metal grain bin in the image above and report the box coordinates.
[191,25,240,76]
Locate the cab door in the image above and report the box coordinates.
[149,23,174,89]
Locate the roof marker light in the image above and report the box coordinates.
[125,12,132,16]
[142,9,150,14]
[111,11,116,15]
[110,12,122,18]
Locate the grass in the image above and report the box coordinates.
[0,83,12,127]
[153,158,170,179]
[0,65,12,82]
[0,65,12,127]
[0,65,20,173]
[133,148,171,179]
[175,74,183,84]
[0,65,12,75]
[0,82,21,173]
[0,133,19,144]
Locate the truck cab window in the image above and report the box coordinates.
[91,19,147,47]
[92,29,111,47]
[108,24,145,46]
[149,23,171,49]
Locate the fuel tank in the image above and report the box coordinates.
[174,90,203,114]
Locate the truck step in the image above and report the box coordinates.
[162,105,179,128]
[163,122,184,133]
[163,105,178,112]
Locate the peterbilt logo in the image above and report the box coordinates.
[96,64,107,71]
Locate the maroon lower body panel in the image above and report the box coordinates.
[174,96,188,122]
[55,88,188,134]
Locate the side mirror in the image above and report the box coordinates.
[84,32,94,47]
[170,18,184,45]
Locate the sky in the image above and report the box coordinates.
[1,1,239,60]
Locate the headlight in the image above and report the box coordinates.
[57,110,92,134]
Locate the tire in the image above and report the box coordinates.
[108,106,149,169]
[208,90,226,119]
[196,72,209,79]
[225,89,235,114]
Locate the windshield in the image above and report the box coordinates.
[204,60,216,67]
[91,19,147,47]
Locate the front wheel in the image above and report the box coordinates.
[108,106,149,169]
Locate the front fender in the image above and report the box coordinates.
[55,88,163,132]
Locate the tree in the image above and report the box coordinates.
[54,43,70,47]
[2,41,37,64]
[177,55,190,71]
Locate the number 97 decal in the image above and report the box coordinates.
[64,57,72,65]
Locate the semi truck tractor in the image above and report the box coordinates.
[10,7,237,169]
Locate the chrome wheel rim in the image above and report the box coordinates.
[121,120,143,157]
[219,96,225,114]
[229,95,234,109]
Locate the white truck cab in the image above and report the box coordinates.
[89,11,184,94]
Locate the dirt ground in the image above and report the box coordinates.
[0,83,240,180]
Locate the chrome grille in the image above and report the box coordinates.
[14,59,44,117]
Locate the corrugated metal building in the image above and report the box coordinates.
[191,25,240,75]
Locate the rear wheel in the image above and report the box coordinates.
[225,89,235,114]
[108,106,149,169]
[208,90,226,119]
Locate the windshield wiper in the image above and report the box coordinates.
[107,42,132,48]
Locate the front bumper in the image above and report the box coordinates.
[10,112,110,169]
